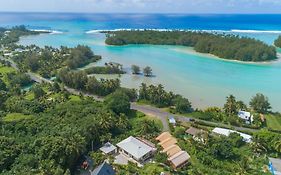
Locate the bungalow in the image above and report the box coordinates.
[212,127,252,143]
[116,136,156,163]
[269,158,281,175]
[238,111,254,124]
[185,127,206,142]
[99,142,117,155]
[91,162,115,175]
[169,117,176,125]
[156,132,191,169]
[168,151,191,169]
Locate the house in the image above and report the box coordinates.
[269,158,281,175]
[169,117,176,125]
[168,151,191,169]
[238,111,254,124]
[99,142,117,155]
[159,137,178,149]
[116,136,156,163]
[156,132,191,169]
[186,127,206,142]
[156,132,172,142]
[91,162,115,175]
[163,145,182,157]
[212,127,252,143]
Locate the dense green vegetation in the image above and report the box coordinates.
[84,62,125,75]
[12,45,101,78]
[274,35,281,48]
[105,30,277,62]
[0,25,42,46]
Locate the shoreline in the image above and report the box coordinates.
[171,46,281,65]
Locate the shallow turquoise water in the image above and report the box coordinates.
[10,14,281,111]
[18,31,281,111]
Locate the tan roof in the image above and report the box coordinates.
[160,137,178,149]
[163,145,182,157]
[168,151,190,168]
[156,132,172,142]
[185,127,204,136]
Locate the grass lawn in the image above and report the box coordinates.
[266,114,281,131]
[3,113,34,122]
[69,95,82,102]
[139,163,166,175]
[0,64,16,74]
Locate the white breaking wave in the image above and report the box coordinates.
[31,29,63,35]
[85,28,281,34]
[231,29,281,34]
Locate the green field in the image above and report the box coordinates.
[0,64,16,74]
[3,113,34,122]
[266,114,281,131]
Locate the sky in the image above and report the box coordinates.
[0,0,281,14]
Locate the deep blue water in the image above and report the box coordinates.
[1,13,281,31]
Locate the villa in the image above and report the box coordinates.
[212,127,252,143]
[156,132,191,169]
[238,111,254,124]
[116,136,156,163]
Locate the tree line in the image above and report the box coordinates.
[105,30,277,62]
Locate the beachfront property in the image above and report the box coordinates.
[156,132,191,169]
[238,111,254,124]
[212,127,252,143]
[99,142,117,155]
[91,162,115,175]
[269,158,281,175]
[116,136,157,164]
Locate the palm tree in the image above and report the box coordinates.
[224,95,238,116]
[274,139,281,153]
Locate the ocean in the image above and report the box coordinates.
[1,13,281,111]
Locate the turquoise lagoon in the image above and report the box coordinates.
[12,14,281,111]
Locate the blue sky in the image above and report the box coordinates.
[1,0,281,13]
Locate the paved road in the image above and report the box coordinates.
[1,56,258,133]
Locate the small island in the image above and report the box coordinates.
[105,30,277,62]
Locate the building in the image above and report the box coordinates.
[169,117,176,125]
[156,132,172,142]
[185,127,206,142]
[168,151,191,169]
[269,158,281,175]
[238,111,254,124]
[116,136,156,163]
[156,132,191,169]
[212,127,252,143]
[99,142,117,155]
[91,162,115,175]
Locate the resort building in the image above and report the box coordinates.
[168,151,191,169]
[99,142,117,155]
[91,162,115,175]
[156,132,191,169]
[269,158,281,175]
[116,136,156,163]
[212,127,252,143]
[238,111,254,124]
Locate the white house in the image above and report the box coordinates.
[238,111,254,124]
[169,117,176,125]
[212,127,252,143]
[116,136,156,163]
[99,142,117,155]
